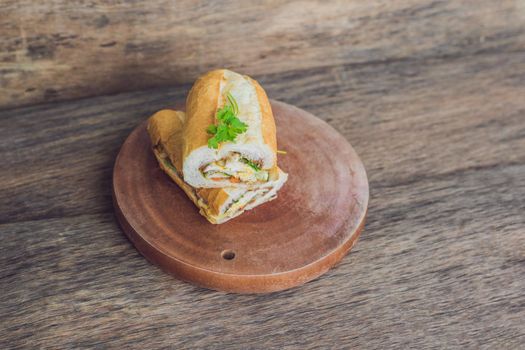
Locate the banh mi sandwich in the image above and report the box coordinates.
[182,69,277,188]
[147,109,288,224]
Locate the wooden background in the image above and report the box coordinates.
[2,0,525,109]
[1,0,525,348]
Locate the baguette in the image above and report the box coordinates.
[148,109,287,224]
[182,69,277,188]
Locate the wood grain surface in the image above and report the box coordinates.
[1,1,525,348]
[1,0,525,108]
[113,102,368,293]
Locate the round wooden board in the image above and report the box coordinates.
[113,100,369,293]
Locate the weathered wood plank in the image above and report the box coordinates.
[1,3,525,345]
[1,159,523,348]
[1,51,524,224]
[1,0,525,108]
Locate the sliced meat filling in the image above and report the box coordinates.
[201,152,269,183]
[220,187,272,218]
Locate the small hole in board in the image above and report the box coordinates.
[221,250,235,260]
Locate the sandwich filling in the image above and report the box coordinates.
[200,152,269,183]
[198,185,274,222]
[154,144,283,223]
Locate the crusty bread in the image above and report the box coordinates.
[147,109,186,169]
[147,109,287,224]
[182,69,277,188]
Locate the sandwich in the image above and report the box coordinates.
[182,69,277,188]
[147,109,288,224]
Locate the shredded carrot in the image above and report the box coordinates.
[230,177,240,183]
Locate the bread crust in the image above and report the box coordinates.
[182,69,277,168]
[148,109,230,218]
[182,69,224,161]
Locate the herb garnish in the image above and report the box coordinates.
[207,92,247,149]
[162,158,177,171]
[241,157,261,171]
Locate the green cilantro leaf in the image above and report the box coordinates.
[241,157,261,171]
[207,93,248,149]
[208,137,219,149]
[207,124,217,134]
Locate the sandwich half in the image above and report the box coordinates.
[182,69,277,188]
[148,109,288,224]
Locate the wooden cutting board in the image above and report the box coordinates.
[113,100,369,293]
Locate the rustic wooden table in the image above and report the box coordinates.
[1,1,524,348]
